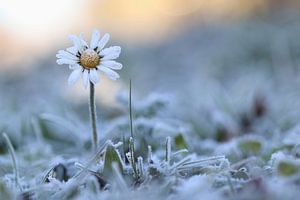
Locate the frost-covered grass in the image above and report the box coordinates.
[2,16,300,200]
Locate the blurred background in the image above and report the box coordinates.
[1,0,300,145]
[3,1,300,198]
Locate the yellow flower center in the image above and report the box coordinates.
[80,49,100,69]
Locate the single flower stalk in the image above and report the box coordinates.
[56,30,123,150]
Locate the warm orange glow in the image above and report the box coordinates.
[82,0,268,42]
[1,0,300,68]
[0,0,84,68]
[1,0,82,39]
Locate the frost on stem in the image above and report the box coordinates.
[89,81,98,151]
[165,136,171,166]
[148,145,153,164]
[137,157,144,177]
[128,137,138,178]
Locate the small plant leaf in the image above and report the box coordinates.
[175,134,188,150]
[238,139,262,154]
[277,160,299,176]
[103,144,124,177]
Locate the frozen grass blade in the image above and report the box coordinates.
[137,157,144,177]
[42,166,56,183]
[147,145,153,164]
[129,137,138,178]
[74,162,85,170]
[165,136,171,165]
[182,155,225,166]
[172,149,189,157]
[74,141,109,179]
[2,132,22,191]
[122,132,126,162]
[177,156,226,171]
[171,156,192,171]
[127,80,138,178]
[129,79,134,139]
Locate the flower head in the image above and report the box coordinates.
[56,30,122,88]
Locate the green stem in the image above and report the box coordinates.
[89,81,98,150]
[129,79,134,139]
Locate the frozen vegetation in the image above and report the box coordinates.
[1,15,300,199]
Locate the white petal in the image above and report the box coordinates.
[100,46,121,60]
[79,33,88,48]
[97,33,110,51]
[56,50,78,60]
[101,60,123,70]
[69,64,81,70]
[90,30,100,49]
[99,65,120,80]
[68,69,82,85]
[100,46,121,56]
[57,58,77,65]
[69,35,83,52]
[89,69,100,84]
[67,46,78,55]
[82,70,89,88]
[102,54,120,60]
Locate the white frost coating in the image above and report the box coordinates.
[147,145,153,164]
[166,136,171,166]
[175,175,221,200]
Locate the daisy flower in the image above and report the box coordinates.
[56,30,123,88]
